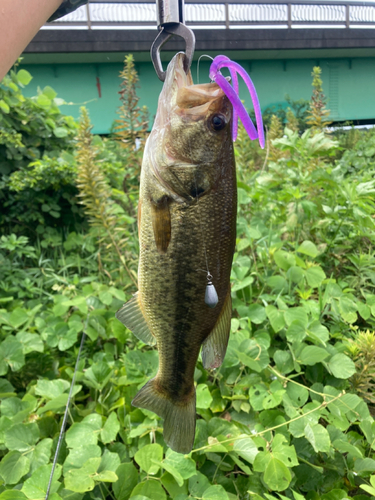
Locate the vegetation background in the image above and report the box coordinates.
[1,56,375,500]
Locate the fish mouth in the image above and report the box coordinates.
[171,53,227,116]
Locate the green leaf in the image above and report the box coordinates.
[35,379,70,399]
[37,94,51,107]
[196,384,213,409]
[266,306,285,333]
[134,444,163,475]
[16,70,32,86]
[305,266,326,288]
[299,346,329,365]
[0,492,27,500]
[101,411,120,444]
[158,462,184,486]
[0,450,30,484]
[274,350,294,374]
[113,462,138,500]
[163,449,197,479]
[188,471,211,497]
[29,438,52,473]
[22,464,62,499]
[247,304,266,324]
[274,250,296,271]
[9,308,29,329]
[304,423,331,453]
[333,439,363,458]
[53,127,68,138]
[284,307,308,327]
[263,457,292,492]
[161,471,188,497]
[63,445,101,473]
[5,423,40,452]
[65,423,98,448]
[16,332,44,354]
[233,436,258,464]
[286,320,306,343]
[327,353,356,379]
[0,338,25,372]
[354,458,375,473]
[64,457,101,493]
[297,240,319,258]
[96,470,118,482]
[0,100,10,114]
[232,275,254,292]
[202,485,230,500]
[131,479,167,500]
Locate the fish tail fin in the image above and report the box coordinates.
[132,378,196,454]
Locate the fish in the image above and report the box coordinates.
[116,52,237,454]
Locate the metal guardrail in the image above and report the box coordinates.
[44,0,375,29]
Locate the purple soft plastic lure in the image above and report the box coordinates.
[209,56,265,148]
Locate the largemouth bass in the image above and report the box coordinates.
[116,52,236,454]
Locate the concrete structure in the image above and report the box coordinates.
[20,0,375,133]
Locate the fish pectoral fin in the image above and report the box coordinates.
[151,196,171,254]
[115,292,156,346]
[201,290,232,370]
[132,378,196,454]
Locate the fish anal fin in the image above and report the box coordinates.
[151,196,171,254]
[201,290,232,369]
[132,378,196,454]
[115,292,156,346]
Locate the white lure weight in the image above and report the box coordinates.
[205,282,218,308]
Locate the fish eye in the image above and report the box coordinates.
[210,114,227,132]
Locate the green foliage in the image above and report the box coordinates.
[2,60,375,500]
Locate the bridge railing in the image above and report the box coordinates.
[44,0,375,29]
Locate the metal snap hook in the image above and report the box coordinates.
[150,23,196,82]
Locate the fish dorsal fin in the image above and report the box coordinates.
[116,292,156,346]
[201,290,232,369]
[151,196,171,254]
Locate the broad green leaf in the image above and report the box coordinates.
[202,485,230,500]
[0,492,27,500]
[297,240,319,258]
[9,308,29,329]
[134,444,163,475]
[232,275,254,292]
[98,450,120,473]
[305,266,326,288]
[266,306,285,333]
[274,250,296,271]
[37,393,68,414]
[17,70,32,86]
[233,436,258,464]
[158,461,184,486]
[35,379,70,399]
[287,265,304,283]
[189,471,211,497]
[304,423,330,453]
[196,384,213,409]
[131,479,167,500]
[22,464,62,499]
[0,450,30,484]
[333,439,363,458]
[284,308,308,327]
[113,462,138,500]
[65,423,98,448]
[263,457,292,492]
[5,422,40,452]
[16,332,44,354]
[299,346,329,365]
[327,353,356,379]
[247,304,266,324]
[29,438,52,473]
[63,445,101,473]
[0,100,10,113]
[101,411,120,444]
[161,471,188,497]
[274,350,294,374]
[164,449,197,479]
[286,383,308,407]
[286,320,306,343]
[0,338,25,372]
[354,457,375,473]
[64,457,101,493]
[96,470,118,482]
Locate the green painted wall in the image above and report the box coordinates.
[21,56,375,134]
